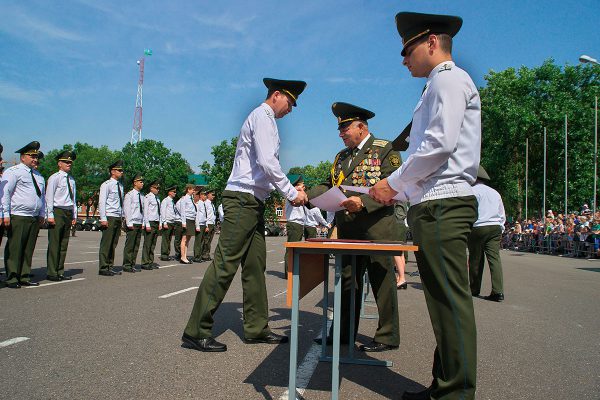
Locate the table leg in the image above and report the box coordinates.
[331,255,342,400]
[321,254,329,357]
[288,250,301,400]
[349,255,356,359]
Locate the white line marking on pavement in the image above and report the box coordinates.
[65,260,98,265]
[157,263,179,269]
[267,250,275,253]
[278,320,333,400]
[26,278,86,288]
[278,261,285,264]
[159,286,199,299]
[81,251,98,254]
[273,290,287,298]
[0,337,30,348]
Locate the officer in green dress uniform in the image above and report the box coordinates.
[468,166,506,302]
[122,174,145,272]
[159,185,179,260]
[45,150,77,281]
[1,141,45,288]
[0,142,5,250]
[370,12,481,400]
[182,78,308,352]
[308,102,401,352]
[141,179,161,269]
[98,160,125,276]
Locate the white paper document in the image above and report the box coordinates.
[340,185,407,201]
[308,186,348,211]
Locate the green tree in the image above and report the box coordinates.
[200,137,238,204]
[37,142,121,203]
[480,59,599,218]
[120,139,192,194]
[288,161,332,188]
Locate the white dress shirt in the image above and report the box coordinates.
[1,163,45,218]
[472,182,506,232]
[99,178,123,221]
[285,201,306,225]
[305,207,328,228]
[217,203,224,223]
[143,192,161,228]
[46,170,77,218]
[180,195,197,225]
[124,188,144,227]
[161,196,179,224]
[205,199,216,225]
[195,199,207,230]
[225,103,298,202]
[387,61,481,205]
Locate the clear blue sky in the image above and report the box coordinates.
[1,0,599,172]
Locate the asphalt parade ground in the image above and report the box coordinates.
[1,232,598,400]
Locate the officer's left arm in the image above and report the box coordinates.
[71,179,77,220]
[361,145,401,213]
[143,195,151,229]
[38,175,46,219]
[124,193,133,228]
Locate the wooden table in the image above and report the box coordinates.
[285,240,418,400]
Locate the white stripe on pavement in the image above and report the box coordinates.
[156,264,179,269]
[267,250,275,253]
[0,337,30,348]
[278,261,285,264]
[159,286,199,299]
[81,251,98,254]
[273,290,287,298]
[26,278,86,288]
[65,260,98,265]
[278,320,333,400]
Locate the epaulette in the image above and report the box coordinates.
[372,139,389,148]
[439,63,452,72]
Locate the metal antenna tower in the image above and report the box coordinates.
[130,49,152,144]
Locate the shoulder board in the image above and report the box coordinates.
[372,139,389,148]
[439,63,453,72]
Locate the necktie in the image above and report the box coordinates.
[66,174,74,201]
[173,199,178,215]
[156,197,161,216]
[191,196,197,211]
[30,169,41,197]
[117,183,123,208]
[204,202,207,216]
[138,192,143,213]
[348,147,359,168]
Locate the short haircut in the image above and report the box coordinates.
[435,33,453,54]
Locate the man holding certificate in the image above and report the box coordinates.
[307,102,401,352]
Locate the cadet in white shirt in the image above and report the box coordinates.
[98,160,125,276]
[369,12,481,400]
[2,141,45,288]
[141,179,161,270]
[200,190,217,261]
[192,190,207,262]
[160,185,180,261]
[45,150,77,281]
[0,142,5,249]
[122,174,145,272]
[182,78,308,352]
[217,203,224,224]
[284,176,307,275]
[179,184,197,264]
[468,166,506,302]
[304,206,328,239]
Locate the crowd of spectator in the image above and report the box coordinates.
[502,204,600,258]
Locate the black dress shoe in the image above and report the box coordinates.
[192,257,203,262]
[20,281,39,287]
[140,265,153,270]
[59,275,72,281]
[402,387,432,400]
[313,336,350,346]
[46,276,61,282]
[99,270,115,276]
[244,332,289,344]
[7,282,21,289]
[359,341,399,352]
[151,263,160,269]
[109,268,122,275]
[179,258,192,264]
[181,334,227,352]
[122,268,136,273]
[159,257,170,261]
[201,257,212,262]
[483,292,504,302]
[397,281,408,290]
